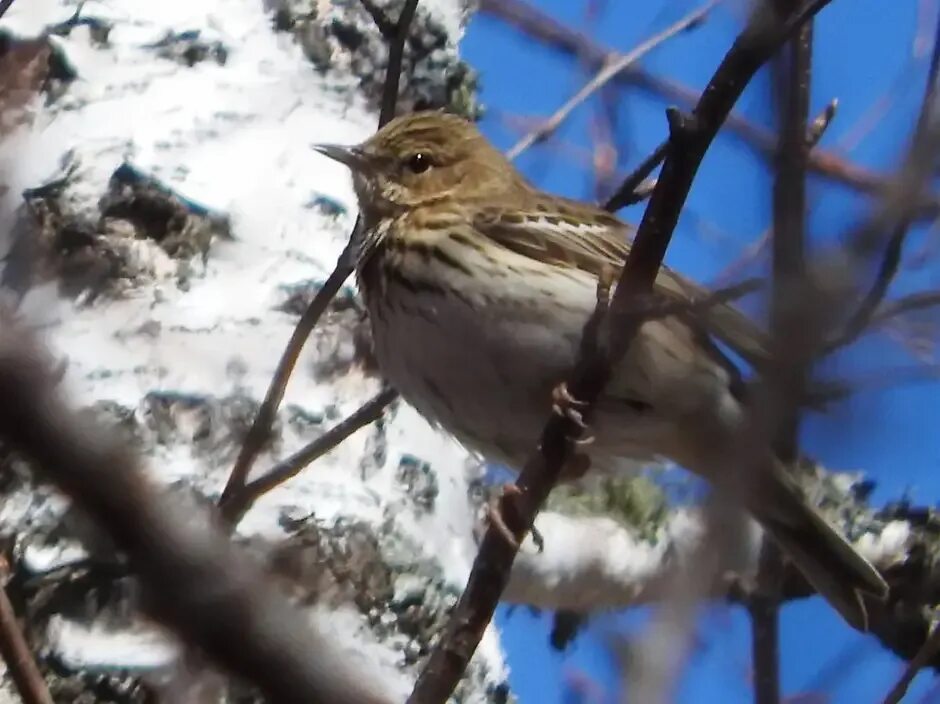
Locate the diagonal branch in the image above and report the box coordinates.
[218,1,416,519]
[712,98,837,287]
[827,22,940,357]
[604,140,668,211]
[0,558,53,704]
[506,2,715,160]
[406,3,834,702]
[0,335,390,704]
[219,387,397,524]
[877,13,940,704]
[479,0,940,218]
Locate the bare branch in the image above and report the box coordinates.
[824,1,940,357]
[713,98,838,286]
[749,15,815,704]
[219,387,398,524]
[875,15,940,702]
[0,558,53,704]
[506,2,715,160]
[0,336,390,704]
[218,249,358,507]
[479,0,940,218]
[379,0,420,126]
[604,140,668,211]
[882,622,940,704]
[501,466,940,676]
[406,4,834,701]
[219,0,418,517]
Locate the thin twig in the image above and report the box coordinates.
[870,291,940,327]
[218,248,357,507]
[882,620,940,704]
[750,16,815,704]
[0,336,390,704]
[631,277,762,320]
[878,28,940,704]
[712,98,839,287]
[379,0,419,125]
[406,3,833,701]
[358,0,397,39]
[604,140,669,211]
[825,5,940,356]
[0,558,54,704]
[506,2,715,160]
[219,387,397,524]
[218,0,419,519]
[478,0,940,217]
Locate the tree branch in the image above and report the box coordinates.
[0,557,53,704]
[712,98,838,287]
[219,387,398,524]
[0,335,390,704]
[604,140,668,211]
[218,0,417,517]
[506,2,715,160]
[826,20,940,357]
[479,0,940,218]
[750,15,815,704]
[498,464,940,675]
[406,3,834,701]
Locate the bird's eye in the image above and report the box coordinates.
[405,152,432,174]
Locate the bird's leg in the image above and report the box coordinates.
[551,266,615,438]
[484,484,544,552]
[552,382,588,428]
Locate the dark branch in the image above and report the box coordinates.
[603,140,668,211]
[0,336,390,704]
[218,248,358,508]
[751,17,815,704]
[878,13,940,703]
[506,3,713,160]
[479,0,940,218]
[406,4,834,701]
[219,0,418,519]
[379,0,419,125]
[829,25,940,356]
[0,558,53,704]
[219,387,398,524]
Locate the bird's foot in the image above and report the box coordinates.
[552,382,597,445]
[483,484,544,553]
[552,382,587,427]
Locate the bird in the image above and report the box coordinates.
[314,110,888,629]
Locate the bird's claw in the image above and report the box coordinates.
[552,382,589,430]
[483,484,544,553]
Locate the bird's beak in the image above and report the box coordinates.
[313,143,371,174]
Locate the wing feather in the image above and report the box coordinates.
[473,202,770,368]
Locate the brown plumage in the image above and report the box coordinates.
[315,111,888,629]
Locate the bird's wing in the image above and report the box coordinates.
[473,203,771,368]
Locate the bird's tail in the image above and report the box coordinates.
[745,461,888,631]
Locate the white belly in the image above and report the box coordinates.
[359,240,738,476]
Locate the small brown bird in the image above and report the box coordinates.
[315,111,888,629]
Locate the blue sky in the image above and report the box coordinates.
[461,1,937,702]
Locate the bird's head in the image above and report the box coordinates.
[314,111,527,219]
